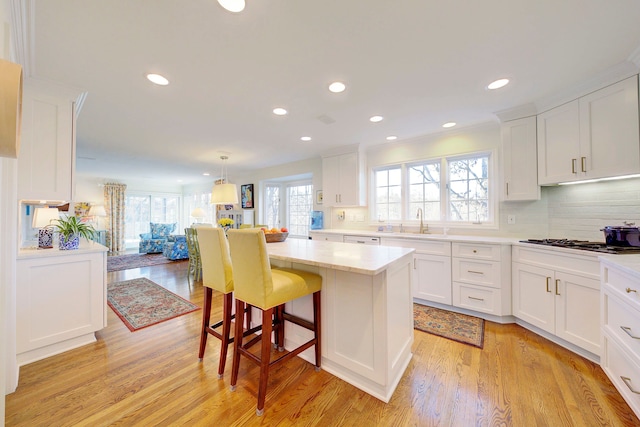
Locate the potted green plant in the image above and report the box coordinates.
[53,215,96,250]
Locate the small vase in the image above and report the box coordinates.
[59,234,80,250]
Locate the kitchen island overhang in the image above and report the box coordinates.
[265,238,415,402]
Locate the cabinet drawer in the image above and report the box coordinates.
[602,291,640,357]
[601,333,640,419]
[453,282,501,315]
[452,258,500,288]
[602,265,640,312]
[381,238,451,256]
[452,242,501,261]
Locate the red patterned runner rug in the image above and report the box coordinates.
[107,278,200,331]
[413,303,485,348]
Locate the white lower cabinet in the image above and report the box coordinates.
[600,258,640,419]
[309,231,344,242]
[512,246,600,356]
[452,242,511,315]
[16,246,107,366]
[381,238,451,304]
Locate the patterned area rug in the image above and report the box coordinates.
[107,278,200,331]
[107,253,177,272]
[414,304,485,348]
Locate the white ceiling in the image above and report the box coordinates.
[29,0,640,185]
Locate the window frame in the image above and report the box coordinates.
[370,150,497,228]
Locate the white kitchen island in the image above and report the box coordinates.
[265,238,415,402]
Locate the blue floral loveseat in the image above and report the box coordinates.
[163,235,189,260]
[139,222,177,254]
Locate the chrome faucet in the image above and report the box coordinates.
[416,208,428,234]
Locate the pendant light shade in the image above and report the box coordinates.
[211,155,238,204]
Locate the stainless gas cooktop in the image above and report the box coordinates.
[520,239,640,254]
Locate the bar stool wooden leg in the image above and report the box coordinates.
[230,299,245,391]
[313,291,321,370]
[217,293,233,378]
[257,308,274,416]
[198,287,213,360]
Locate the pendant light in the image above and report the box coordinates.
[211,155,239,204]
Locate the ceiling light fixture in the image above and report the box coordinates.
[369,115,383,123]
[217,0,245,12]
[273,107,288,116]
[329,82,346,93]
[211,155,238,204]
[203,172,210,176]
[301,136,312,141]
[146,73,169,86]
[386,136,397,141]
[442,122,456,128]
[487,78,509,90]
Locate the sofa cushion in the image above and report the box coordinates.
[139,232,152,239]
[150,222,176,239]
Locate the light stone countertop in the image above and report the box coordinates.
[18,240,108,260]
[266,238,414,276]
[310,228,521,245]
[599,254,640,278]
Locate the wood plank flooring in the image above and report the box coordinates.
[5,260,639,426]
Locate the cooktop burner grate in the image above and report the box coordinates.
[520,239,640,254]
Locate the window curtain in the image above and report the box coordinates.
[104,183,127,254]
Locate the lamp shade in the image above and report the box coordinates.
[88,204,107,217]
[211,183,239,204]
[32,207,60,228]
[191,207,206,218]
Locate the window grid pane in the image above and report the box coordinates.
[287,184,313,236]
[374,167,402,221]
[447,156,489,222]
[265,185,280,229]
[408,162,441,221]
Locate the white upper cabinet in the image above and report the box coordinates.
[322,146,366,206]
[18,79,78,202]
[537,75,640,185]
[501,116,540,200]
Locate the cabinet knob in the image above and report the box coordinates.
[472,249,477,253]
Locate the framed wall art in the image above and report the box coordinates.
[241,184,254,209]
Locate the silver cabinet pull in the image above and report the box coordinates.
[506,182,509,196]
[555,279,561,296]
[621,376,640,394]
[546,277,551,293]
[621,326,640,339]
[626,288,638,293]
[571,158,577,174]
[581,156,587,172]
[468,296,485,301]
[467,270,484,275]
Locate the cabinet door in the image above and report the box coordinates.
[554,271,600,355]
[322,154,341,205]
[18,87,74,201]
[579,76,640,180]
[512,263,555,333]
[413,253,451,305]
[501,116,540,200]
[537,100,580,185]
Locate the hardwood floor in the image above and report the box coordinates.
[6,260,639,426]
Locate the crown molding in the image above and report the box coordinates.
[629,44,640,68]
[493,103,537,123]
[8,0,34,75]
[535,61,639,114]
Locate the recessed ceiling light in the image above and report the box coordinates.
[177,179,183,182]
[329,82,346,93]
[487,78,509,90]
[301,136,312,141]
[146,73,169,86]
[442,122,456,128]
[217,0,245,12]
[273,107,288,116]
[386,136,397,141]
[203,172,210,176]
[369,115,383,123]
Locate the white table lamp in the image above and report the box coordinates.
[191,207,206,223]
[32,207,60,249]
[88,204,107,229]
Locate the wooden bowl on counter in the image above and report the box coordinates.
[264,232,288,243]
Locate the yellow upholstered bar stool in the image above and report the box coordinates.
[197,227,258,378]
[227,228,322,416]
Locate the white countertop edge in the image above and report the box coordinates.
[599,254,640,278]
[18,241,108,259]
[310,229,521,245]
